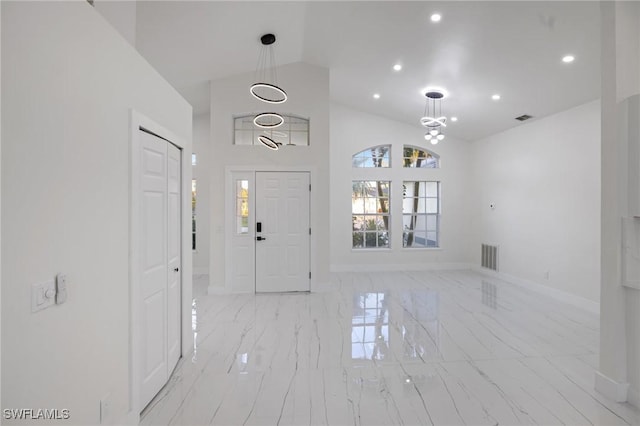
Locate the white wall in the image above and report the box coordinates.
[94,0,137,47]
[193,112,211,274]
[471,101,601,303]
[329,103,473,271]
[1,2,192,424]
[208,62,330,291]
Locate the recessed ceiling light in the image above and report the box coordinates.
[492,94,501,101]
[562,55,575,63]
[450,117,458,122]
[373,93,380,99]
[393,64,402,71]
[430,13,441,22]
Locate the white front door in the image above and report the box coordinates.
[138,130,181,410]
[255,172,310,292]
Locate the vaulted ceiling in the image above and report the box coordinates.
[135,1,601,141]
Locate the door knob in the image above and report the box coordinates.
[174,267,179,272]
[256,236,267,241]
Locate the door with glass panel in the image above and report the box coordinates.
[229,172,255,293]
[229,171,310,293]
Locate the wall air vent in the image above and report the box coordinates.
[481,244,499,271]
[515,114,533,121]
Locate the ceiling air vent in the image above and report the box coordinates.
[515,114,533,121]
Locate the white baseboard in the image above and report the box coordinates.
[117,410,139,426]
[193,267,209,275]
[330,262,473,273]
[311,281,339,293]
[207,285,227,295]
[628,384,640,408]
[472,267,600,315]
[595,371,629,403]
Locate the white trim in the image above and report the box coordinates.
[595,371,629,403]
[330,263,472,273]
[129,110,193,420]
[472,267,600,315]
[208,285,251,295]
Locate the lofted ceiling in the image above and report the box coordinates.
[135,1,601,141]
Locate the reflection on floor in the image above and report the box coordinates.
[141,270,640,426]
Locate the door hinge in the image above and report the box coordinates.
[309,183,311,191]
[309,228,311,235]
[309,272,311,279]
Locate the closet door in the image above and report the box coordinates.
[138,130,182,410]
[139,131,169,409]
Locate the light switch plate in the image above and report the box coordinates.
[31,280,56,312]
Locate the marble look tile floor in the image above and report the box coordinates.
[141,270,640,426]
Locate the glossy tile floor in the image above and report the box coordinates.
[141,270,640,426]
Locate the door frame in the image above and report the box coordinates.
[224,165,317,294]
[129,110,192,421]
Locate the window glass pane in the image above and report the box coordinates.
[191,153,197,166]
[426,215,438,231]
[426,198,438,214]
[289,131,308,146]
[403,181,440,248]
[352,181,390,248]
[235,130,253,145]
[236,180,249,234]
[425,182,438,197]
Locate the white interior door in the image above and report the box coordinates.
[255,172,310,292]
[139,130,181,410]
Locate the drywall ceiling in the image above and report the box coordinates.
[135,1,600,141]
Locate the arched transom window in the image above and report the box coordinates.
[402,145,439,168]
[352,145,391,168]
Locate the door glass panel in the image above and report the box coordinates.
[191,179,196,250]
[236,180,249,234]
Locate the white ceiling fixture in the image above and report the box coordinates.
[393,64,402,71]
[373,93,381,99]
[421,88,448,145]
[492,94,501,100]
[430,13,442,22]
[562,54,575,63]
